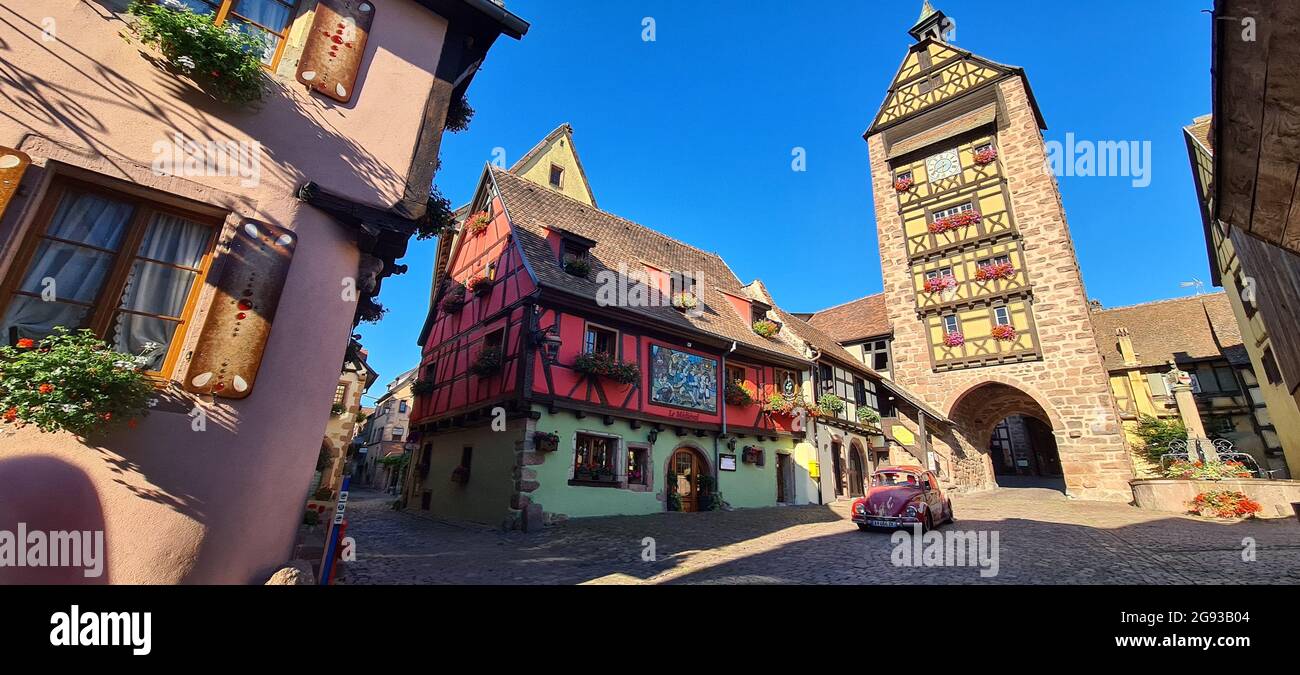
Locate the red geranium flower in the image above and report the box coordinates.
[3,408,17,423]
[38,383,54,394]
[16,338,34,348]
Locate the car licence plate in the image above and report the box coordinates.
[867,519,897,528]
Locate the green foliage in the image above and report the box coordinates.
[817,393,845,416]
[127,0,267,104]
[469,347,503,377]
[1164,460,1253,480]
[1134,414,1187,459]
[416,186,456,241]
[316,445,332,471]
[573,351,640,385]
[564,258,591,277]
[0,328,154,436]
[752,319,780,338]
[410,378,436,396]
[376,453,409,468]
[444,93,474,133]
[856,406,881,425]
[725,380,756,406]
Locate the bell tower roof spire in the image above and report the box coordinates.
[909,0,950,43]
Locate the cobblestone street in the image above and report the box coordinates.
[339,488,1300,585]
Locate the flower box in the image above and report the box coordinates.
[973,147,998,166]
[126,0,268,104]
[469,275,493,297]
[441,283,468,313]
[928,211,981,234]
[564,258,591,277]
[573,351,640,385]
[893,176,915,192]
[1164,460,1253,480]
[974,262,1016,281]
[991,324,1017,342]
[752,319,780,339]
[670,292,699,311]
[1189,490,1261,519]
[856,406,881,426]
[533,431,559,453]
[943,331,965,347]
[923,275,957,294]
[466,212,491,237]
[725,380,756,407]
[469,347,503,377]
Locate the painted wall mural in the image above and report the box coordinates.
[649,345,718,413]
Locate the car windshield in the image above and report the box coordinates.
[874,471,920,487]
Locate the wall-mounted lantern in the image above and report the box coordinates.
[533,326,563,364]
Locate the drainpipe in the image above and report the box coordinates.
[719,341,737,481]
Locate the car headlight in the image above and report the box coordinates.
[905,505,919,517]
[853,503,866,515]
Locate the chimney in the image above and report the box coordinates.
[1115,327,1138,367]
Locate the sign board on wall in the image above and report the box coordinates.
[648,344,718,413]
[719,454,737,471]
[891,425,916,446]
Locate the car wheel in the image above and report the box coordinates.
[857,524,869,532]
[922,512,933,533]
[946,500,955,523]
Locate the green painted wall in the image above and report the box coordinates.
[529,406,789,518]
[420,423,520,526]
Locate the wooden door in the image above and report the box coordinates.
[848,449,866,498]
[776,453,790,503]
[831,442,845,496]
[670,448,701,513]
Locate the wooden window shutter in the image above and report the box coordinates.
[296,0,376,103]
[184,219,297,399]
[0,147,31,222]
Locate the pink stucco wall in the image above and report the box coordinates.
[0,0,448,583]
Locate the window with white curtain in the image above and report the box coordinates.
[174,0,299,68]
[0,178,217,374]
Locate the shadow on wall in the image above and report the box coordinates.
[0,3,405,204]
[0,455,109,583]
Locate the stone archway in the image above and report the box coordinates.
[942,380,1066,492]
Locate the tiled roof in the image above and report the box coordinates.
[491,167,809,362]
[807,293,892,343]
[1185,114,1213,154]
[1090,292,1246,370]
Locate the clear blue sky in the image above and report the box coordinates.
[356,0,1214,393]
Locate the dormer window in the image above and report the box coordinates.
[551,229,596,277]
[549,164,564,188]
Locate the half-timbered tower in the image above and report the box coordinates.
[863,4,1131,500]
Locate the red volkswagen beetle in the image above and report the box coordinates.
[850,466,953,532]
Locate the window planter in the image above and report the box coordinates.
[469,275,493,297]
[752,319,780,339]
[670,292,699,312]
[469,347,503,377]
[725,380,756,407]
[126,0,268,105]
[466,212,490,237]
[0,328,154,436]
[411,378,435,396]
[923,275,957,294]
[564,258,591,277]
[929,211,981,234]
[533,431,559,453]
[440,283,468,313]
[573,351,639,385]
[817,393,845,417]
[856,406,881,426]
[973,147,998,166]
[990,324,1017,342]
[974,262,1016,281]
[943,332,965,347]
[893,176,915,192]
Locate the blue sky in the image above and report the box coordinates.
[356,0,1214,394]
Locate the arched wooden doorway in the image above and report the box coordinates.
[847,443,867,498]
[668,447,708,512]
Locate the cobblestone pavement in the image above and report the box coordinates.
[339,488,1300,585]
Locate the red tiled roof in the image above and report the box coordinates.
[807,293,892,343]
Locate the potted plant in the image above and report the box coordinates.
[923,275,957,294]
[856,406,881,426]
[670,292,699,312]
[893,176,915,192]
[533,431,559,453]
[572,351,640,385]
[762,394,792,416]
[451,465,471,484]
[441,282,468,313]
[564,258,591,277]
[469,347,503,377]
[466,212,491,236]
[974,261,1016,281]
[411,378,436,396]
[126,0,268,104]
[469,275,493,297]
[973,147,998,166]
[943,331,965,347]
[330,403,347,416]
[725,380,756,407]
[991,324,1017,342]
[817,393,845,417]
[752,319,780,339]
[698,474,721,511]
[0,327,154,436]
